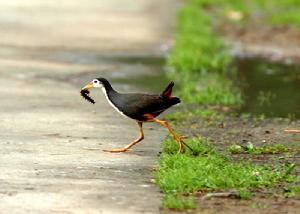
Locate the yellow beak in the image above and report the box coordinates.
[81,82,94,91]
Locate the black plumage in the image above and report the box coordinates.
[88,78,180,121]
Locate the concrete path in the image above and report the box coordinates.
[0,1,178,213]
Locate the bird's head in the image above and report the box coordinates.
[81,78,105,90]
[80,78,109,104]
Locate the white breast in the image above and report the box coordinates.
[101,87,127,118]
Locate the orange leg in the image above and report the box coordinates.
[153,119,185,153]
[103,122,144,153]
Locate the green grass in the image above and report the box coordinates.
[166,107,224,124]
[168,0,242,106]
[228,143,292,155]
[218,0,300,26]
[174,73,243,105]
[163,194,196,211]
[284,185,300,198]
[168,2,230,74]
[156,137,297,210]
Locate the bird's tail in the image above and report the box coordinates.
[161,81,174,98]
[161,81,180,105]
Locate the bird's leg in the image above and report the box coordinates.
[103,122,144,153]
[153,119,185,153]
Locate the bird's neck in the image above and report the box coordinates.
[101,81,118,99]
[101,80,115,93]
[101,82,121,112]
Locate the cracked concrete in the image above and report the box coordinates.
[0,1,178,213]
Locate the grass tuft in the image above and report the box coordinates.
[163,194,196,210]
[163,137,215,156]
[228,144,291,155]
[284,185,300,198]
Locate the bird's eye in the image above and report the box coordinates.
[93,80,98,84]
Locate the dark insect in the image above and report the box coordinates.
[80,89,95,104]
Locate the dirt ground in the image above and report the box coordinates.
[174,108,300,214]
[196,194,300,214]
[219,24,300,64]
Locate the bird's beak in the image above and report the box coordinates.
[81,82,94,91]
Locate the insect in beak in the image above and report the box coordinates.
[80,82,96,104]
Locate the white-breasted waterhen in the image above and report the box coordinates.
[80,77,187,153]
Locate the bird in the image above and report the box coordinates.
[80,77,185,153]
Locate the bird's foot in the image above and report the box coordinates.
[173,137,185,154]
[103,148,129,153]
[176,135,187,142]
[178,143,185,154]
[174,135,188,153]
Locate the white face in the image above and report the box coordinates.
[92,79,103,88]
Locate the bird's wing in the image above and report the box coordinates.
[113,93,169,117]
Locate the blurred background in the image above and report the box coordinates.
[0,0,176,94]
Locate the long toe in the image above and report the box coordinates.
[180,143,185,153]
[179,135,188,140]
[103,148,129,153]
[175,135,185,143]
